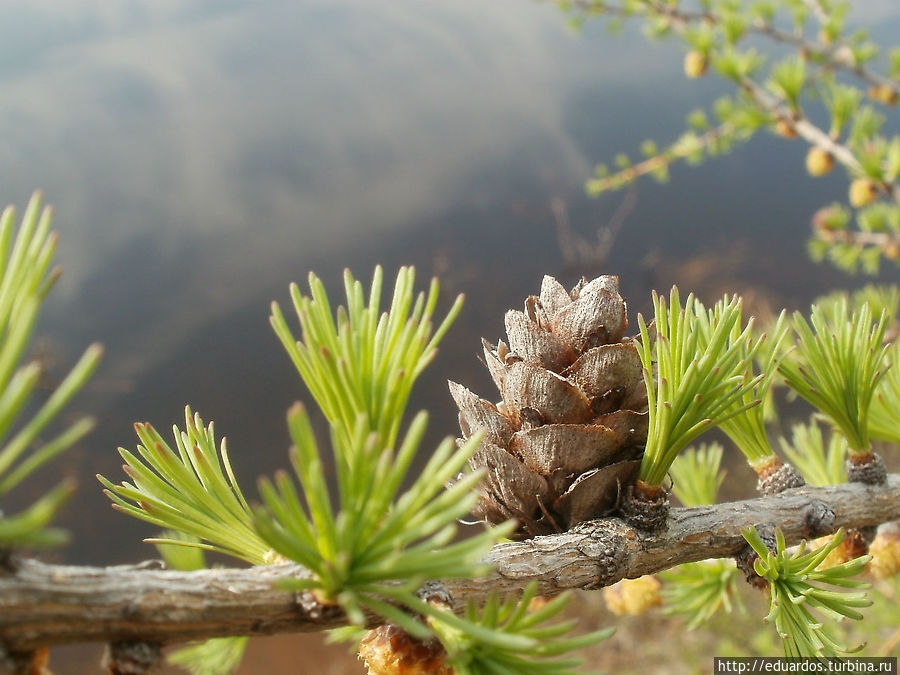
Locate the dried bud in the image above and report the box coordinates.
[358,625,452,675]
[683,51,708,79]
[603,576,662,616]
[806,147,835,177]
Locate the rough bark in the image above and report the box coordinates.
[1,475,898,651]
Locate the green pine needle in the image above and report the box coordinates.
[778,299,889,454]
[661,559,743,630]
[0,478,75,548]
[253,406,512,635]
[743,527,872,657]
[269,266,463,450]
[424,582,613,675]
[869,341,900,445]
[0,192,102,549]
[718,310,790,465]
[168,637,249,675]
[254,268,510,633]
[637,288,765,487]
[669,443,726,508]
[778,418,848,487]
[98,407,271,565]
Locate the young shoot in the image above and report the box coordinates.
[669,443,726,508]
[0,193,102,549]
[869,341,900,445]
[778,418,848,487]
[778,299,889,457]
[269,266,463,450]
[422,582,614,675]
[661,559,743,631]
[252,405,509,637]
[743,527,871,658]
[636,288,765,490]
[99,407,270,565]
[717,310,790,474]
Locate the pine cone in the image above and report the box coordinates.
[450,275,648,538]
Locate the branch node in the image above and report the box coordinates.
[0,550,19,575]
[846,453,888,485]
[573,520,628,588]
[735,523,775,591]
[619,484,669,532]
[417,581,454,611]
[293,590,344,624]
[101,641,161,675]
[757,462,806,495]
[803,499,836,537]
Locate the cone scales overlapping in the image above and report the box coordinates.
[450,275,648,538]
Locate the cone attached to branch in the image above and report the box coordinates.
[450,275,648,538]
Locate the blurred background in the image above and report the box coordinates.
[2,0,900,671]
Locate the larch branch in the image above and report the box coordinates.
[1,475,899,652]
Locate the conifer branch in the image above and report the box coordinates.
[2,475,898,652]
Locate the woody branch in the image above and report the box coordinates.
[1,474,898,653]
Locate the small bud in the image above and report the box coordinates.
[806,147,835,176]
[773,119,798,139]
[849,178,879,207]
[868,84,899,106]
[817,29,833,47]
[833,46,856,68]
[868,525,900,579]
[812,205,847,232]
[683,51,708,79]
[603,576,662,616]
[885,241,900,260]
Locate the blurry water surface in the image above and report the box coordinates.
[3,1,900,672]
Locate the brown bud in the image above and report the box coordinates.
[773,119,798,139]
[358,625,452,675]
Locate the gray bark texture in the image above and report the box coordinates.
[1,474,898,651]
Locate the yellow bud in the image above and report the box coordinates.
[683,51,708,79]
[849,178,878,208]
[806,147,835,176]
[885,242,900,260]
[603,576,662,616]
[868,527,900,579]
[868,84,899,106]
